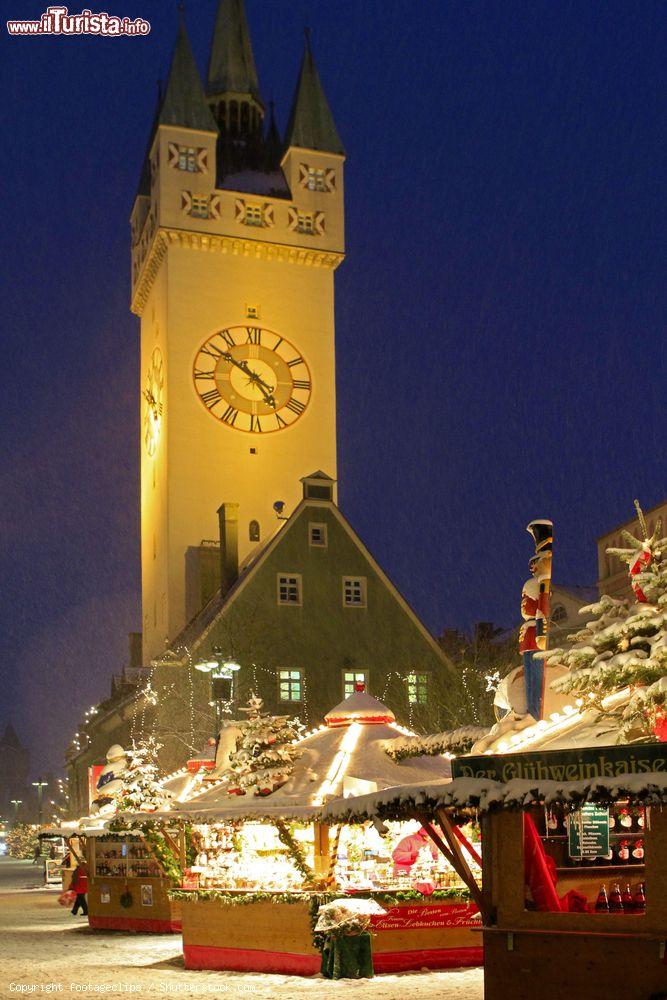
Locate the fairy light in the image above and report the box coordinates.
[312,723,362,806]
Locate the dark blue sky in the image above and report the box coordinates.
[2,0,665,775]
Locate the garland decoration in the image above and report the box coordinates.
[275,819,315,884]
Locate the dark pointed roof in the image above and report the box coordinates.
[160,21,218,132]
[2,723,23,748]
[208,0,261,100]
[284,39,344,155]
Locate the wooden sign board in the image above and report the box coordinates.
[451,743,667,782]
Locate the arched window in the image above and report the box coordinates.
[249,520,260,542]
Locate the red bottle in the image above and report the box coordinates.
[594,885,610,912]
[608,884,623,912]
[621,884,634,912]
[631,839,644,864]
[634,883,646,912]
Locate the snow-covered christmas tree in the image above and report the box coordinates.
[227,693,304,797]
[544,502,667,742]
[117,737,172,813]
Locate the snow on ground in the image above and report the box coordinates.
[0,858,483,1000]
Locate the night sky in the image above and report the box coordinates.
[2,1,665,777]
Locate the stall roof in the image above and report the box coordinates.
[322,771,667,824]
[124,689,453,824]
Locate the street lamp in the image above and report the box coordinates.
[10,799,22,821]
[32,782,48,826]
[194,652,241,730]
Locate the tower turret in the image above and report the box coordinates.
[207,0,264,175]
[283,35,344,156]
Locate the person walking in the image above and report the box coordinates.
[70,862,88,917]
[31,844,41,865]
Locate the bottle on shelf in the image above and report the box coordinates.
[594,885,610,913]
[608,884,623,913]
[634,882,646,912]
[631,840,644,864]
[617,808,633,832]
[621,884,634,912]
[616,840,630,864]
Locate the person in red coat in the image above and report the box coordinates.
[70,863,88,916]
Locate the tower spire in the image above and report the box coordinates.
[159,20,218,133]
[208,0,261,102]
[284,35,344,155]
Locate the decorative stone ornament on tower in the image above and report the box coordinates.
[130,2,345,662]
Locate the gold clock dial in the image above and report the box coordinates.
[193,326,312,434]
[143,347,164,456]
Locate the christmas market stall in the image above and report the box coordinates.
[81,738,217,933]
[140,688,484,975]
[38,825,85,887]
[325,743,667,1000]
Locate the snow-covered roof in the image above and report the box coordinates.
[324,688,396,727]
[322,771,667,824]
[123,691,452,824]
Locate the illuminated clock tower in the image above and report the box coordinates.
[130,2,345,662]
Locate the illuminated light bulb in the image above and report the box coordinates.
[588,692,596,700]
[563,705,576,716]
[549,713,561,722]
[575,698,583,707]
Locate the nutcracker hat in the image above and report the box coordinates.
[526,519,553,555]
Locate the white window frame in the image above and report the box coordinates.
[297,211,315,234]
[342,576,367,608]
[191,195,209,219]
[178,146,198,172]
[308,523,328,548]
[307,167,327,192]
[277,573,302,606]
[278,669,303,703]
[244,203,264,227]
[342,670,368,698]
[407,671,430,705]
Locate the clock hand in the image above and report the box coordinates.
[222,352,276,407]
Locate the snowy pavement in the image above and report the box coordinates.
[0,858,483,999]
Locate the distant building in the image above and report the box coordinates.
[0,724,30,820]
[597,500,667,599]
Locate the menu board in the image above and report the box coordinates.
[567,804,610,859]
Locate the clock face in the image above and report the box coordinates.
[193,326,312,434]
[143,347,164,456]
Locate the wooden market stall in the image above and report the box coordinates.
[139,689,484,974]
[85,827,185,932]
[327,742,667,999]
[37,826,85,888]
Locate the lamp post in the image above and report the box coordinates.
[32,782,48,826]
[194,652,241,732]
[10,799,22,822]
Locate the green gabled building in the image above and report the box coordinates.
[156,471,452,730]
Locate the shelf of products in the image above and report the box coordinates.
[93,837,163,880]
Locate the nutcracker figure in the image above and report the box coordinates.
[519,519,553,720]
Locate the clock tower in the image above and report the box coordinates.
[131,3,345,662]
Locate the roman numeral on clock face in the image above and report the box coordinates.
[246,327,262,344]
[200,388,221,408]
[220,405,238,426]
[286,397,306,416]
[292,379,311,391]
[249,415,262,433]
[275,413,287,429]
[194,369,215,380]
[287,356,304,368]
